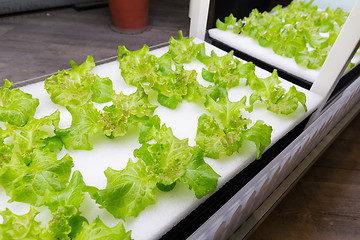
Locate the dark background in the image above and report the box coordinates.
[212,0,292,25]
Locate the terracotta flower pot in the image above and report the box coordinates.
[108,0,149,33]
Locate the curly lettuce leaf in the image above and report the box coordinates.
[134,124,192,186]
[182,146,220,198]
[94,159,157,220]
[196,88,261,159]
[55,103,104,150]
[74,217,132,240]
[47,206,81,240]
[204,88,252,130]
[247,70,307,114]
[43,171,86,212]
[0,207,53,239]
[44,56,113,106]
[0,136,13,166]
[90,75,114,103]
[42,171,87,240]
[2,110,61,157]
[117,40,203,109]
[305,28,330,49]
[195,114,242,159]
[184,81,220,105]
[117,44,158,87]
[136,115,161,144]
[154,63,198,109]
[295,48,327,69]
[0,149,73,206]
[0,79,39,126]
[242,120,272,159]
[193,116,226,157]
[44,56,93,106]
[168,30,204,63]
[200,50,255,89]
[272,31,307,58]
[134,124,219,198]
[267,86,307,114]
[216,13,242,33]
[195,114,272,159]
[101,86,157,138]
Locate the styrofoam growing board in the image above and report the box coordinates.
[188,74,360,240]
[0,39,322,240]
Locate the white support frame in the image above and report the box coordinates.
[308,0,360,124]
[189,0,210,40]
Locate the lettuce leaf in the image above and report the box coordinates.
[153,63,198,109]
[134,124,192,186]
[0,149,73,206]
[216,13,242,34]
[195,87,262,158]
[196,114,248,159]
[44,56,113,106]
[117,39,202,109]
[168,30,204,63]
[55,103,104,150]
[47,206,81,240]
[94,159,157,220]
[0,207,54,239]
[43,171,88,240]
[134,123,220,198]
[272,30,307,58]
[135,125,185,180]
[0,135,13,167]
[117,39,201,109]
[0,79,39,127]
[90,75,114,103]
[242,120,273,159]
[43,170,86,213]
[184,81,220,105]
[294,48,327,69]
[74,217,131,240]
[196,88,271,159]
[199,50,255,89]
[117,44,158,87]
[2,110,61,158]
[195,114,228,159]
[247,70,307,114]
[195,114,272,159]
[101,86,157,138]
[135,115,162,144]
[182,146,220,198]
[204,88,253,130]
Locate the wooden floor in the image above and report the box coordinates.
[1,2,360,240]
[0,0,190,84]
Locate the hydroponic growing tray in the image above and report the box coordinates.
[209,28,360,91]
[208,1,360,94]
[0,39,322,240]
